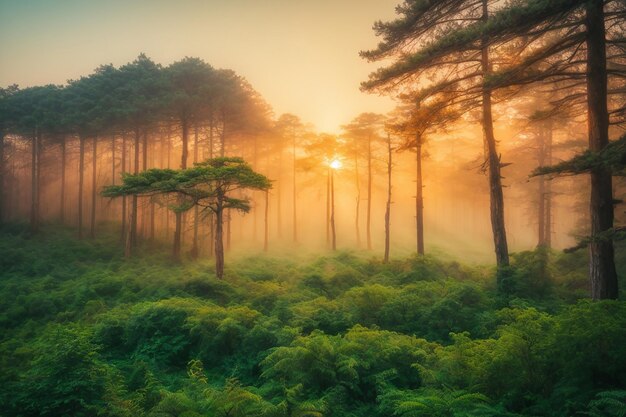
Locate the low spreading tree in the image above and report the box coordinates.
[102,157,271,277]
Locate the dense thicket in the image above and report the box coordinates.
[0,225,624,416]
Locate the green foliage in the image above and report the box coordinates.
[1,228,625,417]
[584,391,626,417]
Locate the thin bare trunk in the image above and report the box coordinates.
[292,134,298,242]
[30,130,40,233]
[354,138,361,247]
[277,147,282,238]
[0,132,4,224]
[537,128,546,246]
[331,168,336,251]
[586,0,617,299]
[545,125,553,248]
[121,134,127,243]
[326,170,330,246]
[416,137,424,255]
[60,136,66,224]
[191,125,199,259]
[215,201,224,278]
[366,134,372,250]
[173,119,189,261]
[90,136,97,238]
[264,189,269,252]
[130,129,140,250]
[78,135,85,239]
[482,0,509,268]
[384,134,392,263]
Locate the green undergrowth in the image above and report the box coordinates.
[0,224,625,416]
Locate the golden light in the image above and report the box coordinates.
[329,159,342,170]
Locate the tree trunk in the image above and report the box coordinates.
[215,201,224,279]
[331,168,337,251]
[545,125,553,248]
[264,189,269,252]
[30,130,40,233]
[416,137,425,255]
[226,211,231,251]
[326,170,330,246]
[0,132,4,225]
[354,138,361,247]
[173,119,188,261]
[537,128,546,246]
[292,134,298,243]
[585,0,618,300]
[253,137,259,242]
[482,0,509,268]
[78,135,85,239]
[141,130,148,239]
[90,136,97,238]
[384,133,392,263]
[111,134,115,222]
[191,125,199,259]
[130,129,140,250]
[121,134,127,243]
[208,121,215,258]
[173,211,182,260]
[277,146,282,238]
[366,134,372,250]
[111,134,116,186]
[60,136,66,224]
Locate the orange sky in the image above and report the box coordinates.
[0,0,398,132]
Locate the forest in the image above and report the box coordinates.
[0,0,625,416]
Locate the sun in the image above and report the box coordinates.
[329,159,342,170]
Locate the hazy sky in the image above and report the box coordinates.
[0,0,399,132]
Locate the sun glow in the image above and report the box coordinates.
[329,158,342,170]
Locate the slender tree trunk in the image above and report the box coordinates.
[331,168,337,251]
[121,134,127,243]
[141,130,148,239]
[165,131,171,240]
[226,211,231,251]
[181,119,189,169]
[384,134,392,263]
[537,128,546,246]
[60,136,66,223]
[586,0,617,300]
[90,136,98,238]
[173,211,182,260]
[292,134,298,243]
[215,201,224,279]
[366,134,372,250]
[129,129,140,251]
[220,115,226,157]
[277,147,282,238]
[482,0,509,267]
[173,119,189,261]
[111,134,116,222]
[253,137,258,242]
[545,125,553,248]
[208,120,215,258]
[78,135,85,239]
[124,203,132,258]
[191,125,199,259]
[30,130,40,233]
[0,132,4,225]
[416,137,425,255]
[111,134,116,186]
[326,169,330,246]
[354,138,361,247]
[264,189,269,252]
